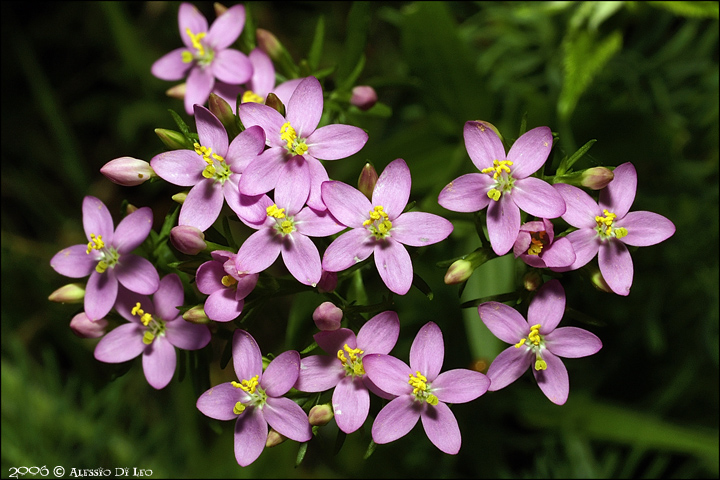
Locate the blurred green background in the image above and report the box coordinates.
[1,1,718,478]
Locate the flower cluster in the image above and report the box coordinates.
[48,1,677,469]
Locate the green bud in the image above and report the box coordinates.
[264,93,286,117]
[308,403,334,426]
[444,247,495,285]
[358,163,378,200]
[48,283,85,304]
[208,93,240,139]
[165,83,186,100]
[553,166,614,191]
[182,305,210,324]
[172,191,188,204]
[155,128,193,150]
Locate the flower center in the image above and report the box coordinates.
[182,28,214,67]
[266,204,296,236]
[514,324,547,371]
[242,90,264,104]
[595,209,628,240]
[363,205,393,239]
[231,375,267,415]
[131,302,166,345]
[527,231,548,256]
[337,344,365,377]
[481,159,515,201]
[86,233,119,273]
[194,143,231,183]
[279,122,308,156]
[408,371,439,405]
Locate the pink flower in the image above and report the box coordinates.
[238,76,369,210]
[512,218,575,269]
[438,122,566,256]
[478,279,602,405]
[196,329,312,466]
[151,3,252,115]
[294,311,400,434]
[321,158,454,295]
[553,162,675,295]
[150,106,267,231]
[363,322,490,454]
[94,274,211,389]
[196,250,259,322]
[50,196,159,321]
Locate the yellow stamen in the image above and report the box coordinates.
[426,394,439,406]
[528,324,542,346]
[233,375,259,394]
[487,188,501,201]
[527,231,547,256]
[185,28,206,57]
[95,261,108,274]
[86,234,105,254]
[242,90,264,104]
[279,122,308,156]
[363,206,393,239]
[534,358,547,371]
[131,302,144,317]
[481,159,514,180]
[233,402,246,415]
[595,209,628,238]
[337,345,366,376]
[221,275,237,287]
[514,338,526,348]
[266,204,286,219]
[142,331,155,345]
[408,371,428,395]
[615,227,628,239]
[280,220,294,234]
[181,51,194,63]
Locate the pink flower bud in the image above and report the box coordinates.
[581,167,615,190]
[350,85,378,111]
[48,283,85,304]
[444,248,494,285]
[70,312,108,339]
[317,270,338,293]
[308,404,334,426]
[312,302,343,331]
[358,162,379,200]
[100,157,155,187]
[165,83,186,100]
[170,225,206,255]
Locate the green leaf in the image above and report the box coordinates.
[295,441,308,467]
[336,2,371,91]
[308,15,326,71]
[647,1,720,19]
[556,138,597,175]
[363,439,377,460]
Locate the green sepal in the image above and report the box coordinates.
[363,439,377,460]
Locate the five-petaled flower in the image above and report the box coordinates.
[94,274,211,389]
[553,162,675,295]
[294,311,400,434]
[151,3,252,115]
[151,106,267,231]
[363,322,490,454]
[321,158,454,295]
[196,329,312,467]
[478,279,602,405]
[438,122,566,256]
[50,196,160,321]
[238,76,369,210]
[196,250,259,322]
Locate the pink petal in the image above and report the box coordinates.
[179,180,224,231]
[234,228,282,275]
[83,196,114,243]
[196,382,242,421]
[463,121,506,171]
[237,148,285,196]
[234,408,267,467]
[185,66,215,115]
[305,155,331,211]
[263,396,312,442]
[206,4,245,49]
[409,322,444,381]
[616,211,675,247]
[94,322,144,363]
[150,150,205,187]
[356,311,400,354]
[374,239,413,295]
[314,328,357,354]
[178,3,208,49]
[599,162,637,218]
[294,207,345,237]
[538,237,576,268]
[321,228,375,272]
[438,173,493,213]
[321,180,371,228]
[598,240,633,296]
[553,228,600,272]
[332,376,370,434]
[262,350,300,397]
[272,78,303,106]
[238,102,287,148]
[390,212,453,247]
[371,395,421,444]
[142,337,177,389]
[486,345,533,391]
[232,329,263,382]
[151,48,192,81]
[115,254,160,295]
[506,126,553,179]
[527,279,565,333]
[477,301,528,344]
[247,48,275,96]
[166,319,210,350]
[512,177,566,219]
[275,157,310,215]
[286,76,323,138]
[204,289,244,323]
[486,195,521,256]
[152,274,184,321]
[532,350,569,405]
[85,270,118,320]
[372,159,411,221]
[281,233,322,286]
[545,327,602,358]
[227,125,266,173]
[194,105,228,154]
[50,244,96,278]
[212,49,252,85]
[113,206,153,253]
[555,183,601,229]
[223,181,267,226]
[306,124,368,160]
[362,353,412,397]
[421,401,461,454]
[295,355,344,392]
[432,369,490,404]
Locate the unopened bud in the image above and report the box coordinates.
[581,167,614,190]
[172,191,188,204]
[588,266,613,293]
[256,28,283,60]
[264,93,286,117]
[308,403,334,426]
[165,83,186,100]
[100,157,155,187]
[317,270,337,293]
[350,86,378,111]
[522,271,543,291]
[155,128,193,150]
[182,305,210,324]
[213,2,228,17]
[358,163,379,200]
[70,312,108,339]
[125,203,139,215]
[266,428,287,448]
[170,225,207,255]
[208,93,239,138]
[49,283,85,304]
[312,302,343,331]
[444,248,494,285]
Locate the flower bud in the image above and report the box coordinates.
[125,203,139,215]
[317,270,338,293]
[350,86,378,111]
[182,304,210,324]
[580,166,614,190]
[165,83,186,99]
[100,157,155,187]
[70,312,108,339]
[308,403,334,427]
[266,428,287,448]
[48,283,85,304]
[170,225,207,255]
[588,266,613,293]
[256,28,283,60]
[312,302,343,331]
[358,163,378,200]
[444,248,494,285]
[522,271,543,291]
[208,93,240,138]
[155,128,193,151]
[213,2,228,17]
[264,92,286,117]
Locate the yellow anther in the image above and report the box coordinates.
[266,204,286,219]
[364,206,393,239]
[481,159,514,180]
[95,261,108,274]
[527,231,548,256]
[221,275,237,287]
[426,394,439,406]
[142,331,155,345]
[181,51,194,63]
[534,358,547,371]
[353,362,366,376]
[408,371,429,394]
[194,143,224,166]
[202,165,216,179]
[280,220,294,234]
[86,234,105,254]
[595,209,628,238]
[185,28,206,56]
[615,227,628,239]
[279,122,308,156]
[140,313,153,327]
[131,302,144,317]
[487,188,501,201]
[514,338,527,348]
[528,324,542,346]
[337,350,348,364]
[294,143,309,155]
[233,402,246,415]
[235,375,259,394]
[241,90,264,104]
